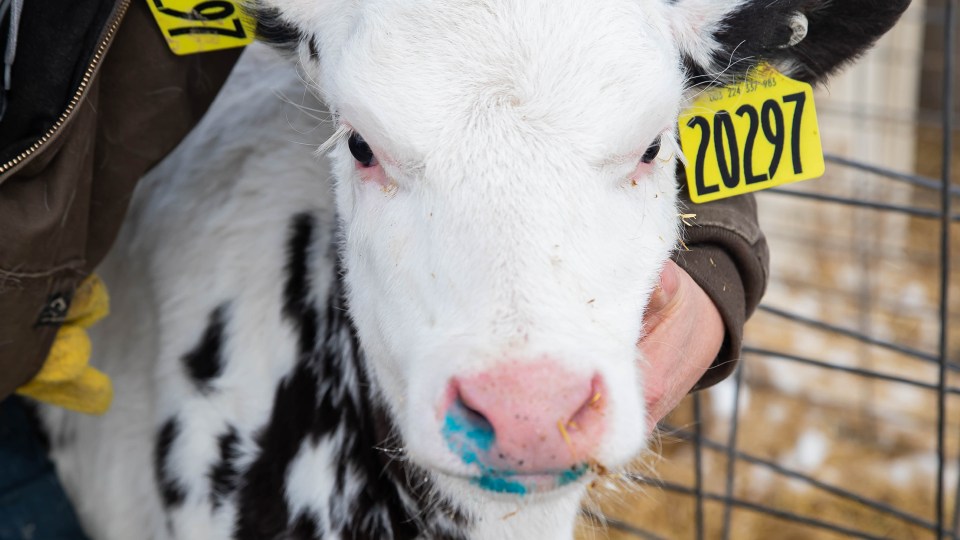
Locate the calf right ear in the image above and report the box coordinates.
[667,0,912,87]
[247,0,356,62]
[251,4,305,54]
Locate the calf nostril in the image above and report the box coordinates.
[457,397,495,438]
[568,375,605,427]
[443,395,496,456]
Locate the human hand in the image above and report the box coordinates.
[639,260,725,432]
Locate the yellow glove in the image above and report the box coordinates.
[16,274,113,415]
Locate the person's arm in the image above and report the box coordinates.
[640,166,769,428]
[675,178,770,390]
[0,0,241,406]
[640,259,724,429]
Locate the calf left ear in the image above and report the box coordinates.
[668,0,912,87]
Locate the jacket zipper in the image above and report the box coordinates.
[0,0,132,178]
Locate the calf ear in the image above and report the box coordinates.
[668,0,912,87]
[247,0,354,61]
[250,4,306,55]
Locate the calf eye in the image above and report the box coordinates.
[348,132,378,168]
[640,135,662,164]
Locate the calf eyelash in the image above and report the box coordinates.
[317,124,350,155]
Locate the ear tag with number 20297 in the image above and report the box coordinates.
[146,0,256,56]
[678,64,825,204]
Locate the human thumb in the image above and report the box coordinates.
[644,260,683,330]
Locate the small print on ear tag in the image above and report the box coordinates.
[146,0,256,56]
[677,64,825,204]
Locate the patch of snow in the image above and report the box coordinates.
[748,466,775,495]
[708,375,750,419]
[764,362,820,396]
[781,429,830,472]
[887,453,955,492]
[882,383,927,409]
[900,281,930,311]
[835,266,862,291]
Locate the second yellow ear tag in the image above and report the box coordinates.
[146,0,256,56]
[678,65,825,204]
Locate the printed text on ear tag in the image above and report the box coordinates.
[146,0,255,56]
[677,64,825,204]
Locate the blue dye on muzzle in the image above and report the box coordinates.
[441,403,588,495]
[442,403,495,461]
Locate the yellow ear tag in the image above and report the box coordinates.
[146,0,256,56]
[678,64,825,204]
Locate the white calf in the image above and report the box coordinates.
[39,1,908,538]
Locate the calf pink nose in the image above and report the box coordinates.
[446,360,606,473]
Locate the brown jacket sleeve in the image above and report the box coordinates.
[672,166,770,391]
[0,1,241,399]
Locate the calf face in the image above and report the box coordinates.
[321,0,682,497]
[255,0,909,507]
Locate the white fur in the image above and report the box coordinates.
[665,0,751,81]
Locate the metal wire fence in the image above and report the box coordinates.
[590,2,959,538]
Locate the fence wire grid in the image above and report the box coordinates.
[587,2,960,539]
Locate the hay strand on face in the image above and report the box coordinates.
[559,419,574,450]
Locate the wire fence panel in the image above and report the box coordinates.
[586,2,959,538]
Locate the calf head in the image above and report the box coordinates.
[255,0,908,518]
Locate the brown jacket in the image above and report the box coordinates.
[0,0,767,400]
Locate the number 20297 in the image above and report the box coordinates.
[153,0,247,39]
[686,92,807,196]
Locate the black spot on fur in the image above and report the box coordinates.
[307,38,320,60]
[312,280,467,539]
[233,357,321,539]
[182,304,229,391]
[234,215,469,538]
[284,213,320,357]
[290,512,323,540]
[234,214,323,539]
[249,4,305,54]
[155,417,186,509]
[209,426,241,509]
[319,293,423,540]
[683,0,911,87]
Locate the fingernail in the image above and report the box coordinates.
[659,262,680,300]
